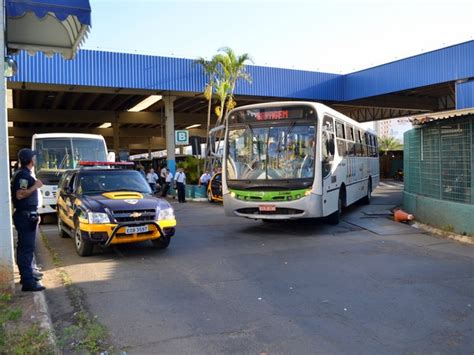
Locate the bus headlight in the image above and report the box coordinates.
[88,212,110,224]
[44,191,51,197]
[158,208,175,221]
[230,192,236,198]
[304,189,312,196]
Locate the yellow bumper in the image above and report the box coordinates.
[79,219,176,245]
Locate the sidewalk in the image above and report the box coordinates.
[0,230,57,353]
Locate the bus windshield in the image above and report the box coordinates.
[226,123,316,180]
[35,138,107,172]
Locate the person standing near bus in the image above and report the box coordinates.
[11,149,45,292]
[146,168,159,193]
[160,165,167,185]
[199,170,212,189]
[174,167,187,203]
[161,169,173,197]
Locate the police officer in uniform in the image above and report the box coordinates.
[11,149,45,292]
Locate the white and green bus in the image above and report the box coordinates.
[223,102,379,224]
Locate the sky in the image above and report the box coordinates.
[85,0,474,73]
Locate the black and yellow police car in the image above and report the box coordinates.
[56,162,176,256]
[207,172,223,203]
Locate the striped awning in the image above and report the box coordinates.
[6,0,91,59]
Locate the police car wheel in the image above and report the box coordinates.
[151,235,171,249]
[74,226,93,257]
[57,216,69,238]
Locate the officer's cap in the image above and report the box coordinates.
[18,148,38,165]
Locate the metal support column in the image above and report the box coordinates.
[0,0,15,291]
[163,96,176,174]
[113,112,120,156]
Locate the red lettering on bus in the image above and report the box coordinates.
[255,110,289,121]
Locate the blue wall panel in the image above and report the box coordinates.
[10,50,343,100]
[8,41,474,103]
[343,41,474,100]
[456,80,474,109]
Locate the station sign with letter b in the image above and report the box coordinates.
[175,130,189,145]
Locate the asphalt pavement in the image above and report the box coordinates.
[38,180,474,354]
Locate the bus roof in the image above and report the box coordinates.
[228,101,375,134]
[32,133,106,140]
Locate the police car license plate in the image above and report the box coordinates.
[259,205,276,212]
[125,225,149,235]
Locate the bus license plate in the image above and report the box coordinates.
[259,205,276,212]
[125,225,149,235]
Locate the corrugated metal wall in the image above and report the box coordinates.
[456,80,474,109]
[9,41,474,102]
[344,41,474,101]
[9,50,343,100]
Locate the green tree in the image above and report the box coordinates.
[213,47,252,125]
[378,136,403,153]
[194,56,220,169]
[195,47,252,171]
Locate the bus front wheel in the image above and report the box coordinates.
[327,192,343,225]
[363,179,372,205]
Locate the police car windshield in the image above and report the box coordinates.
[78,170,151,195]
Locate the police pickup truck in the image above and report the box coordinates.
[56,162,176,256]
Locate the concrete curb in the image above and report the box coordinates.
[413,222,474,245]
[33,291,59,353]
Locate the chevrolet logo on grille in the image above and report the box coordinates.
[130,212,142,218]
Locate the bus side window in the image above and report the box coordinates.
[345,125,353,141]
[336,121,345,139]
[364,132,370,157]
[370,135,376,157]
[367,135,372,156]
[355,130,361,157]
[323,116,334,133]
[337,139,347,157]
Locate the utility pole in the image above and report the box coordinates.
[0,0,15,292]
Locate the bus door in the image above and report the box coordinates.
[321,116,339,215]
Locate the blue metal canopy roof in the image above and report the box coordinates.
[8,40,474,106]
[6,0,91,25]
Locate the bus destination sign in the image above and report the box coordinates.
[229,105,316,124]
[255,110,289,121]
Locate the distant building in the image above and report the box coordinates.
[375,118,412,142]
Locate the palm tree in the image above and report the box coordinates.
[195,56,220,169]
[213,47,252,126]
[378,136,403,153]
[196,48,252,171]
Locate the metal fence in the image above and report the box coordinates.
[404,116,473,205]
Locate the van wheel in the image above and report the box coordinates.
[74,226,93,257]
[151,235,171,249]
[363,179,372,205]
[327,192,343,225]
[57,215,69,238]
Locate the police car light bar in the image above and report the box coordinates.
[78,161,135,166]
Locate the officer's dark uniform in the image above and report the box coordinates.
[11,149,42,290]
